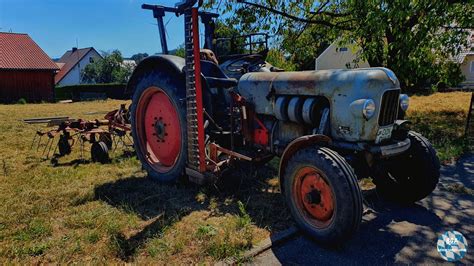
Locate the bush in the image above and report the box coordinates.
[55,84,127,101]
[16,98,27,104]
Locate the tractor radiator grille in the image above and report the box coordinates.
[378,89,400,126]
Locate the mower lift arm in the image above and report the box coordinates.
[142,4,219,54]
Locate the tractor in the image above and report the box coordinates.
[126,0,440,244]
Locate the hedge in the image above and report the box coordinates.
[54,83,128,101]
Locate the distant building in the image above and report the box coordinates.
[55,47,102,86]
[0,32,59,102]
[454,31,474,87]
[315,40,370,70]
[122,59,137,69]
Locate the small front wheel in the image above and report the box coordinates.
[283,146,363,244]
[372,131,440,204]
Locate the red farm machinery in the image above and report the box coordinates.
[27,104,132,164]
[126,0,440,244]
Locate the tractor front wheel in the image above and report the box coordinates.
[283,146,363,244]
[371,131,440,204]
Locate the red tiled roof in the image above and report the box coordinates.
[0,32,59,70]
[55,47,100,84]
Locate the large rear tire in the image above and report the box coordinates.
[372,131,440,204]
[283,146,363,244]
[130,70,187,182]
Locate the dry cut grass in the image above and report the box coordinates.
[406,91,472,162]
[0,100,289,264]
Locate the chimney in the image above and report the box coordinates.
[72,47,78,53]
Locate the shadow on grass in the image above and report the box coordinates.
[50,151,135,168]
[51,158,91,168]
[93,161,291,261]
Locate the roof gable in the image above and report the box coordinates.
[0,32,59,70]
[55,47,101,84]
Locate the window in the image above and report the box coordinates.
[471,61,474,73]
[89,57,94,63]
[339,47,348,52]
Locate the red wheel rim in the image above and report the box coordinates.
[135,86,181,172]
[293,167,335,228]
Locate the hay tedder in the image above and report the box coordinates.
[27,104,132,164]
[127,0,440,244]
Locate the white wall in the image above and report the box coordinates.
[460,54,474,82]
[315,42,370,70]
[57,49,101,86]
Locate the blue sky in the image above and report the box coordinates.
[0,0,197,58]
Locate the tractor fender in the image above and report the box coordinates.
[279,134,332,192]
[125,54,215,116]
[125,54,186,98]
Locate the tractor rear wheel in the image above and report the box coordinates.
[130,70,187,182]
[372,131,440,204]
[283,146,363,244]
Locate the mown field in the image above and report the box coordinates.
[406,91,472,162]
[0,92,471,263]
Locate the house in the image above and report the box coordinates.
[0,32,59,102]
[55,47,102,86]
[455,31,474,87]
[122,59,137,69]
[315,40,369,70]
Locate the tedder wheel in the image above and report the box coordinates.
[91,141,109,164]
[99,133,113,150]
[58,134,72,156]
[130,70,187,182]
[283,146,363,244]
[372,131,440,204]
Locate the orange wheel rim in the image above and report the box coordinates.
[293,166,335,228]
[135,86,181,173]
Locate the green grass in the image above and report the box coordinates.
[406,91,472,162]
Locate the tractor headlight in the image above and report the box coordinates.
[399,94,409,111]
[362,99,376,120]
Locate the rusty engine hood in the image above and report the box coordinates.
[237,67,401,142]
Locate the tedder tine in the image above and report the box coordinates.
[46,137,55,159]
[36,134,43,151]
[42,138,51,158]
[30,133,37,150]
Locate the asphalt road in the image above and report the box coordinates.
[252,154,474,265]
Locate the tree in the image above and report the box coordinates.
[173,45,185,58]
[130,53,149,64]
[204,0,473,91]
[81,50,133,84]
[346,1,472,90]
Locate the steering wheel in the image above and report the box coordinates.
[225,54,265,73]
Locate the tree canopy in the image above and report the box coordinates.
[81,50,133,84]
[205,0,473,91]
[130,53,149,64]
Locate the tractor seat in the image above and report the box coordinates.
[200,60,238,89]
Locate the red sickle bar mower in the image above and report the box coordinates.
[127,0,440,244]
